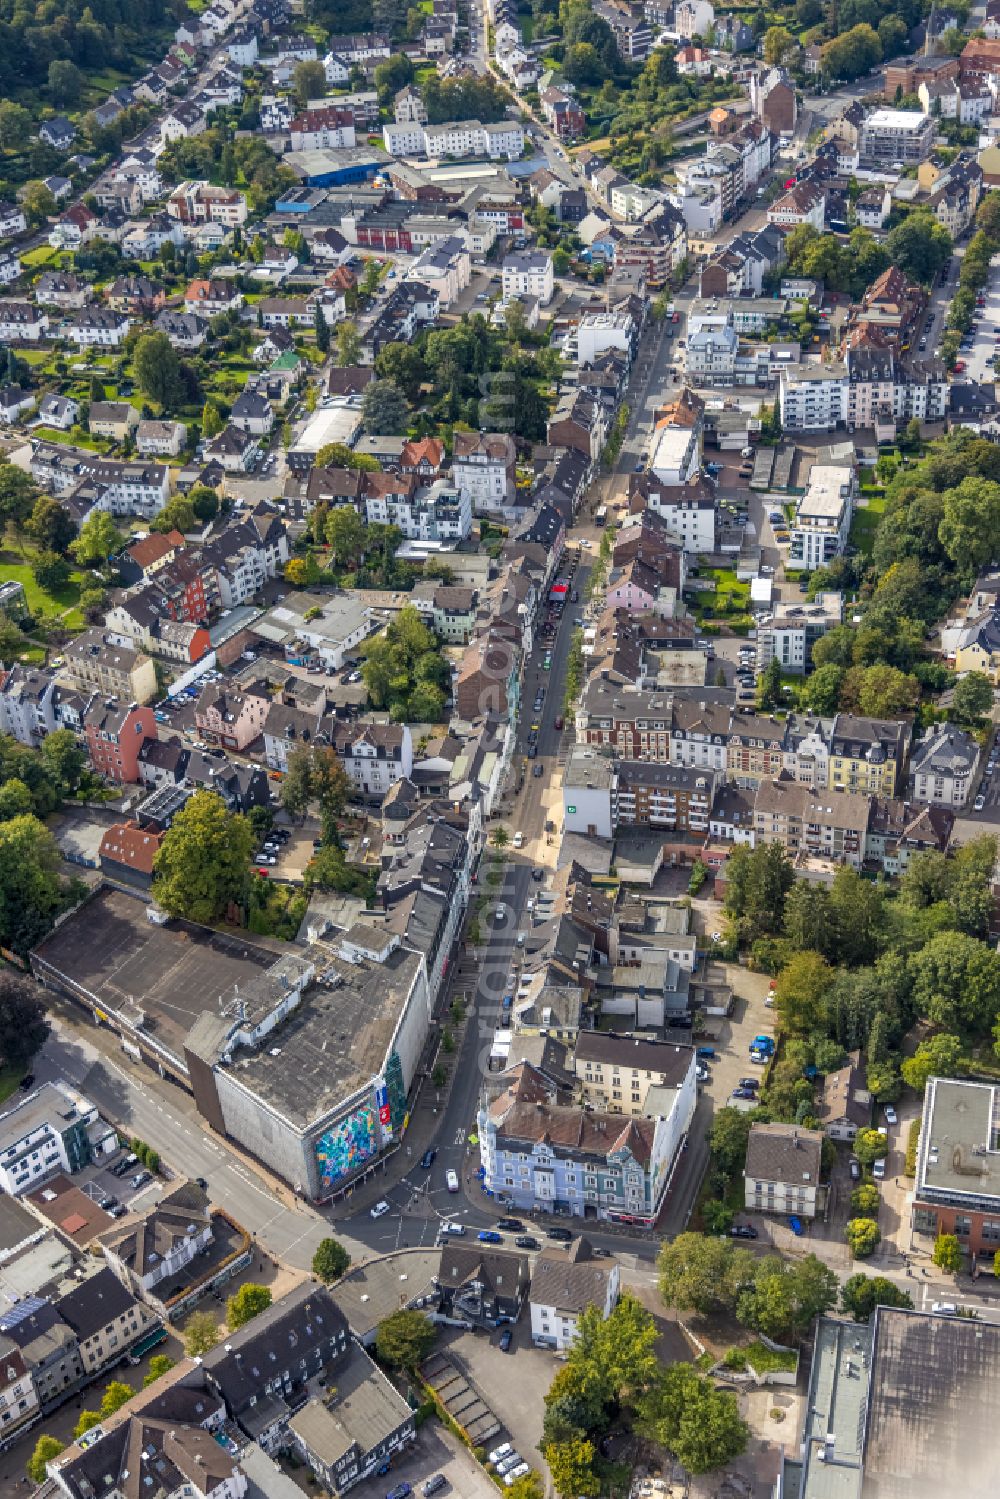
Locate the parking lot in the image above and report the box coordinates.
[957,260,1000,385]
[438,1320,552,1475]
[344,1425,501,1499]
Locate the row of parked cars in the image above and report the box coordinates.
[487,1443,531,1488]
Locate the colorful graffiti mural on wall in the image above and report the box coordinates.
[315,1103,378,1192]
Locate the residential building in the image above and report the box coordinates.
[479,1061,694,1227]
[573,1033,697,1119]
[529,1237,620,1351]
[0,1081,115,1195]
[749,67,797,135]
[63,629,158,704]
[789,464,854,571]
[755,592,843,675]
[84,698,158,784]
[752,777,870,868]
[908,723,979,809]
[329,723,414,798]
[452,430,517,511]
[744,1122,824,1219]
[98,820,166,890]
[502,250,554,305]
[195,681,269,752]
[815,1049,870,1141]
[434,1243,529,1328]
[829,713,911,797]
[860,108,935,165]
[288,1344,415,1494]
[56,1266,160,1379]
[136,419,187,457]
[65,310,130,348]
[89,401,139,441]
[167,180,248,225]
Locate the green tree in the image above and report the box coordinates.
[27,1435,64,1483]
[735,1254,838,1342]
[326,505,366,568]
[99,1381,135,1419]
[312,1237,351,1282]
[226,1283,272,1330]
[911,929,1000,1034]
[885,211,953,286]
[0,101,32,151]
[375,1308,436,1368]
[854,1128,889,1166]
[933,1233,963,1272]
[546,1437,599,1498]
[22,179,56,226]
[190,485,219,523]
[0,459,40,530]
[293,58,327,104]
[840,1273,913,1321]
[507,1476,544,1499]
[184,1310,220,1357]
[202,402,224,439]
[801,660,844,714]
[71,510,125,567]
[820,23,882,81]
[361,377,409,435]
[763,23,795,62]
[901,1032,964,1092]
[153,790,254,924]
[845,1217,881,1258]
[952,671,993,722]
[32,551,70,593]
[336,321,362,366]
[143,1354,176,1387]
[48,58,83,105]
[657,1233,743,1317]
[709,1106,759,1177]
[851,1183,880,1214]
[0,971,49,1067]
[133,332,185,409]
[151,496,196,535]
[775,950,835,1035]
[314,300,330,355]
[28,493,77,554]
[635,1363,749,1474]
[74,1410,101,1439]
[0,814,75,956]
[724,842,795,944]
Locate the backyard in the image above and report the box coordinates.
[0,557,87,633]
[848,492,886,557]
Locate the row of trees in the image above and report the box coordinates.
[782,216,952,300]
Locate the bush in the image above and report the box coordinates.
[845,1217,880,1259]
[905,1119,920,1178]
[851,1183,880,1215]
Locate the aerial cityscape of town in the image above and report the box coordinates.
[1,0,1000,1493]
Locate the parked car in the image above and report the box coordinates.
[788,1215,804,1236]
[547,1226,573,1241]
[497,1217,525,1231]
[732,1087,756,1100]
[731,1224,758,1239]
[499,1327,513,1352]
[696,1046,716,1059]
[386,1486,412,1499]
[370,1200,391,1219]
[931,1302,958,1315]
[488,1445,513,1467]
[872,1158,886,1180]
[883,1104,897,1126]
[18,1074,34,1091]
[737,1077,760,1091]
[505,1465,531,1487]
[423,1477,447,1497]
[514,1235,540,1250]
[478,1230,503,1244]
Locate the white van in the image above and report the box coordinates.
[446,1169,459,1192]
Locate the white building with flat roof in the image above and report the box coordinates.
[649,423,701,486]
[790,465,855,570]
[860,108,935,165]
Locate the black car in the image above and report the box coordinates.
[731,1224,758,1240]
[195,1177,208,1190]
[514,1234,540,1250]
[532,868,543,881]
[737,1077,760,1091]
[18,1074,34,1091]
[420,1148,438,1170]
[497,1216,525,1232]
[99,1196,117,1211]
[547,1226,573,1241]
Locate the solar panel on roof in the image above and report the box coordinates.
[0,1295,48,1330]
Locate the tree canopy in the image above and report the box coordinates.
[153,790,254,924]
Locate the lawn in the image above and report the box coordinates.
[0,558,87,631]
[21,246,60,269]
[848,493,886,557]
[0,1065,27,1106]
